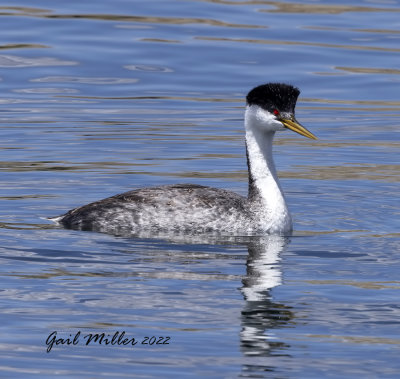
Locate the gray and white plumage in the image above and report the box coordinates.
[52,83,316,236]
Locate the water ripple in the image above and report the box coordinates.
[196,36,400,53]
[30,76,139,85]
[0,55,77,67]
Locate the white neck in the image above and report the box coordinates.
[244,106,292,234]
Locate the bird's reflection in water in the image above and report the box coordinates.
[240,235,293,359]
[79,228,293,368]
[114,230,293,361]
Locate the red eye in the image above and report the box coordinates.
[273,109,280,116]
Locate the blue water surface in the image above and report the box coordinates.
[0,0,399,377]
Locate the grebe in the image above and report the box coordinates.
[53,83,316,235]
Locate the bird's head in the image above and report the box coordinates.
[245,83,317,140]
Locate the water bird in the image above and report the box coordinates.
[52,83,316,235]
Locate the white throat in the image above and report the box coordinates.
[244,105,292,234]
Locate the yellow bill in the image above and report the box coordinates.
[280,118,317,140]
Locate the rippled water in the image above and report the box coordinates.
[0,0,399,377]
